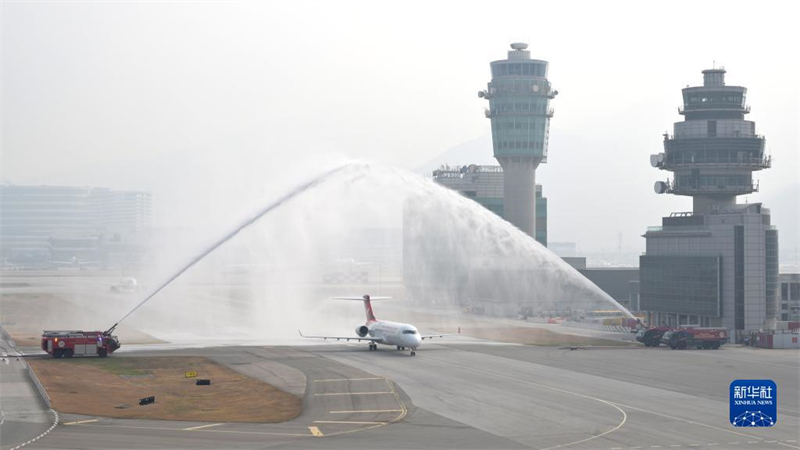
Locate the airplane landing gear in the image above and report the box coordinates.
[410,350,416,356]
[369,343,377,351]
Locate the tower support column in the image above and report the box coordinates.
[498,157,538,238]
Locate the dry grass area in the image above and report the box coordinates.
[0,292,162,347]
[28,356,301,423]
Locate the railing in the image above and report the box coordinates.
[662,156,771,169]
[669,182,759,194]
[24,359,52,408]
[663,133,764,140]
[484,109,555,118]
[679,105,750,114]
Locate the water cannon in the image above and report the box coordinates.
[104,323,119,336]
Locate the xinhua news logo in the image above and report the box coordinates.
[730,380,777,427]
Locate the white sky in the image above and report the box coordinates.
[2,0,799,257]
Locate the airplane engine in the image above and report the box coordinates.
[356,325,369,337]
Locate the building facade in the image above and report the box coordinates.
[479,43,556,239]
[432,164,547,246]
[0,185,152,264]
[779,273,800,322]
[641,69,779,338]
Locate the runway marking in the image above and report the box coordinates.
[308,426,323,437]
[313,420,387,425]
[9,410,58,450]
[80,424,307,437]
[611,401,800,449]
[329,409,404,414]
[317,378,408,439]
[63,419,98,425]
[424,356,627,450]
[315,377,384,382]
[183,423,224,431]
[314,391,392,396]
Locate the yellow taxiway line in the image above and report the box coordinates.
[63,419,98,426]
[183,423,225,431]
[314,391,392,396]
[329,409,404,414]
[314,377,384,382]
[308,426,323,437]
[314,421,387,425]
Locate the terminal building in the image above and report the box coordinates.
[640,69,779,338]
[780,273,800,322]
[0,185,152,265]
[432,164,547,246]
[478,43,556,240]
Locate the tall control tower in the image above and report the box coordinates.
[642,68,778,337]
[479,43,557,239]
[652,68,770,212]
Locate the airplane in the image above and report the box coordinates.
[299,294,459,356]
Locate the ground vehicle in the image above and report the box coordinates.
[661,327,728,350]
[111,277,138,293]
[41,330,121,358]
[636,326,672,347]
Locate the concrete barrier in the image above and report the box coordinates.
[24,359,51,408]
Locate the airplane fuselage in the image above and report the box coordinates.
[367,320,422,350]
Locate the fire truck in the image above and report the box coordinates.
[660,327,728,350]
[41,330,121,358]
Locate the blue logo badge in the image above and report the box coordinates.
[730,380,776,427]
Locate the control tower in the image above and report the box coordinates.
[642,68,778,336]
[479,43,557,239]
[652,68,770,212]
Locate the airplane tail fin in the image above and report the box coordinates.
[334,294,390,323]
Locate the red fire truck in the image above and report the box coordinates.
[41,330,121,358]
[660,327,728,350]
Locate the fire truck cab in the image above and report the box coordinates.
[41,330,121,358]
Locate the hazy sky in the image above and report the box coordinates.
[2,0,799,258]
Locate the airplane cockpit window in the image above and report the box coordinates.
[402,330,418,334]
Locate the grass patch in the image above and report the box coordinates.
[28,356,301,423]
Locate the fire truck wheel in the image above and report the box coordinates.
[53,349,63,358]
[98,349,108,358]
[64,349,74,358]
[712,342,720,350]
[677,342,687,350]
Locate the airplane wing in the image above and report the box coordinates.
[298,330,383,343]
[421,327,461,340]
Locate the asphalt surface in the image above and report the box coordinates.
[1,341,795,450]
[0,328,57,450]
[2,272,798,449]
